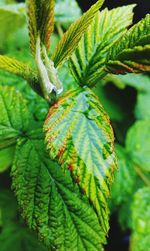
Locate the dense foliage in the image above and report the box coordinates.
[0,0,150,250]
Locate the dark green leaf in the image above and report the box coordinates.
[12,135,105,250]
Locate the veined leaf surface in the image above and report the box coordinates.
[52,0,104,68]
[12,135,105,251]
[44,87,117,233]
[69,5,135,86]
[0,86,31,149]
[106,14,150,74]
[27,0,55,55]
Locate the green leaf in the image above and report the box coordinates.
[44,87,117,234]
[126,120,150,172]
[52,0,105,68]
[55,0,81,28]
[110,145,136,207]
[69,5,135,86]
[0,55,37,84]
[135,91,150,120]
[0,146,15,173]
[115,74,150,92]
[106,14,150,74]
[130,187,150,251]
[27,0,55,55]
[12,134,106,251]
[0,86,31,149]
[0,190,47,251]
[0,3,25,50]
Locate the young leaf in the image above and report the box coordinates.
[12,135,106,251]
[130,188,150,251]
[0,146,15,173]
[126,120,150,172]
[27,0,55,55]
[69,5,136,86]
[0,86,31,149]
[52,0,105,68]
[44,87,117,233]
[106,14,150,74]
[135,91,150,120]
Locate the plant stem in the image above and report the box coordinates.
[135,165,150,187]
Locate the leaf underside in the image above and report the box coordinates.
[106,14,150,74]
[69,5,135,87]
[44,87,117,234]
[52,0,105,68]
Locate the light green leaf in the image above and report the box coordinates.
[0,86,31,149]
[52,0,105,68]
[0,146,15,173]
[0,3,25,50]
[106,14,150,74]
[111,145,136,207]
[116,74,150,92]
[27,0,55,55]
[44,87,117,234]
[0,55,37,85]
[69,5,135,86]
[126,120,150,172]
[12,134,105,251]
[55,0,81,28]
[135,91,150,120]
[130,187,150,251]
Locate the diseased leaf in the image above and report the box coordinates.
[44,87,117,234]
[0,146,15,173]
[27,0,55,55]
[126,120,150,172]
[69,5,135,86]
[52,0,105,68]
[12,134,106,251]
[0,86,31,149]
[106,14,150,74]
[130,188,150,251]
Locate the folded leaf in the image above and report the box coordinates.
[12,135,105,251]
[126,120,150,172]
[0,86,31,149]
[106,14,150,74]
[69,5,135,86]
[130,188,150,251]
[0,146,15,173]
[52,0,105,68]
[27,0,55,55]
[44,87,117,233]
